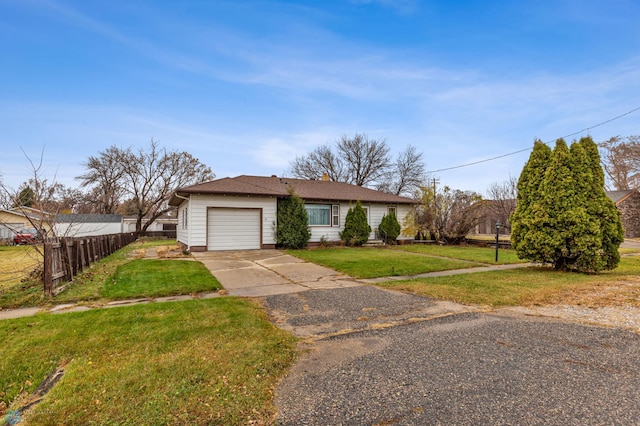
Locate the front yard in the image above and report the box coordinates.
[0,240,295,425]
[288,247,482,278]
[2,240,639,424]
[289,245,640,308]
[0,298,297,425]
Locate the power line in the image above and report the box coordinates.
[426,106,640,174]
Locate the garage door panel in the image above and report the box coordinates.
[208,208,261,251]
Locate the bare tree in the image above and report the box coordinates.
[290,133,425,195]
[484,176,518,232]
[598,135,640,190]
[412,185,483,244]
[290,144,348,182]
[9,148,62,235]
[377,145,426,196]
[0,174,10,210]
[78,139,215,233]
[76,146,126,214]
[336,133,391,186]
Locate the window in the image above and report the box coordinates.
[387,206,397,216]
[332,205,339,227]
[362,206,370,224]
[306,204,331,226]
[182,207,188,229]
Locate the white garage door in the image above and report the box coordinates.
[207,208,261,251]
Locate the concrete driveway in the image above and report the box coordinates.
[192,250,361,297]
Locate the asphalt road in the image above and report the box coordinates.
[264,286,640,425]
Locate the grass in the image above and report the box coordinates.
[0,245,42,289]
[392,244,526,264]
[375,256,640,307]
[0,298,297,425]
[0,239,210,309]
[100,259,221,299]
[288,247,480,278]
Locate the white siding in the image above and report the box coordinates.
[178,193,411,249]
[53,222,122,237]
[176,202,189,247]
[208,208,261,250]
[182,195,277,250]
[308,202,413,243]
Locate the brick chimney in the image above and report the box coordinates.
[321,173,330,181]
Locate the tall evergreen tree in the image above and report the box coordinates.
[579,136,624,270]
[511,138,623,272]
[511,140,552,262]
[276,190,311,249]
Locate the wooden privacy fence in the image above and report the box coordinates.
[43,233,137,296]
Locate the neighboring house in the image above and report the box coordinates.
[122,214,178,233]
[169,175,416,252]
[607,190,640,238]
[54,214,123,237]
[0,207,53,240]
[471,191,640,239]
[470,200,513,237]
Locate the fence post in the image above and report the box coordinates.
[43,240,53,296]
[60,238,74,282]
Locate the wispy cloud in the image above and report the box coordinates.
[350,0,419,15]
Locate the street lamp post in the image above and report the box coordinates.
[495,221,502,262]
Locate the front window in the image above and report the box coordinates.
[306,204,331,226]
[362,206,369,224]
[387,206,397,216]
[332,205,340,227]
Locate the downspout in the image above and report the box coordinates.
[174,192,190,250]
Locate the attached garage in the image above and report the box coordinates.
[207,208,261,251]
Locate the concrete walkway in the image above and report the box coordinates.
[0,292,220,321]
[192,250,361,297]
[360,262,535,284]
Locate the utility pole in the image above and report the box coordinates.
[431,178,440,194]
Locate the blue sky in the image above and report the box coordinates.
[1,0,639,195]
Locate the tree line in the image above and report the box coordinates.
[1,132,636,252]
[0,140,214,233]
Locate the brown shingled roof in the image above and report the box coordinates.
[170,175,416,205]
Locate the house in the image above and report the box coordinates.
[470,199,515,237]
[169,175,416,251]
[470,191,640,239]
[0,207,53,240]
[122,214,178,235]
[607,190,640,238]
[54,214,123,237]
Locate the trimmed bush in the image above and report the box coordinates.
[379,211,401,244]
[276,191,311,249]
[340,200,371,246]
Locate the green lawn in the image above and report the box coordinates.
[51,240,216,306]
[375,256,640,307]
[288,247,480,278]
[100,259,221,299]
[0,298,297,425]
[0,245,41,289]
[392,244,526,264]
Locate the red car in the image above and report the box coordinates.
[13,228,37,245]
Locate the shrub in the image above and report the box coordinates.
[340,200,371,246]
[276,191,311,249]
[379,211,401,244]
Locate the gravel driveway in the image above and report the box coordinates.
[264,286,640,425]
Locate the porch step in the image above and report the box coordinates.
[363,239,385,247]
